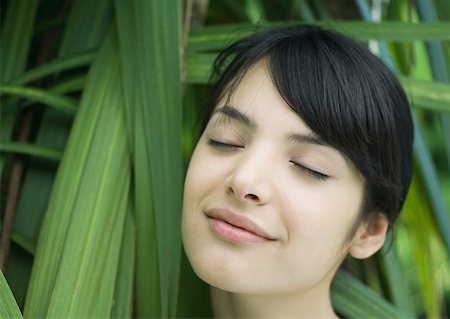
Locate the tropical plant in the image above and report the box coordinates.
[0,0,449,318]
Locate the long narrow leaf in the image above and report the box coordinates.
[111,208,135,318]
[115,1,183,317]
[399,77,450,112]
[188,21,450,53]
[332,270,410,318]
[413,115,450,255]
[0,0,38,172]
[0,0,38,83]
[0,86,77,114]
[49,75,87,94]
[401,162,442,317]
[379,232,415,316]
[9,231,35,255]
[0,142,63,161]
[186,53,217,84]
[0,271,23,319]
[9,51,95,86]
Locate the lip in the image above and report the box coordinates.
[205,208,276,244]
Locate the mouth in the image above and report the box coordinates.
[205,208,276,244]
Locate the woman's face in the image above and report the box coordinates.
[182,61,366,296]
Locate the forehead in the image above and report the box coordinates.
[215,61,313,135]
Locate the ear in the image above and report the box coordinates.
[348,212,389,259]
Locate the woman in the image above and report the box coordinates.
[182,25,413,318]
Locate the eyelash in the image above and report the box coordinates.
[291,161,329,181]
[207,138,329,181]
[207,138,242,150]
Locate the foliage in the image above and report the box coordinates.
[0,0,449,318]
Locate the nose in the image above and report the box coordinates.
[225,151,273,205]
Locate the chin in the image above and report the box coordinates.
[185,249,280,296]
[182,242,252,294]
[194,266,260,295]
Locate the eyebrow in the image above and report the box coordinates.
[213,106,257,130]
[288,133,329,147]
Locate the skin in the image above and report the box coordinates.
[182,61,388,318]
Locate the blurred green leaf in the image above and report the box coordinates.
[186,53,217,83]
[399,77,450,112]
[0,86,77,114]
[9,51,95,86]
[0,0,38,84]
[0,0,38,172]
[332,270,411,318]
[188,21,450,52]
[49,75,87,94]
[400,163,443,318]
[413,115,450,255]
[379,232,416,316]
[0,142,63,161]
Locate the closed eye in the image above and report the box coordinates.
[290,161,329,181]
[207,138,243,150]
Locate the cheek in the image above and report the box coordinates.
[183,144,221,204]
[182,160,208,274]
[282,181,364,248]
[182,144,221,256]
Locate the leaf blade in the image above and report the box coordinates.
[0,271,23,319]
[0,86,77,114]
[115,0,183,316]
[188,21,450,53]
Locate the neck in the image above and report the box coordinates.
[210,283,338,318]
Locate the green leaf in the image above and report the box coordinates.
[0,0,39,172]
[0,0,38,83]
[57,0,113,56]
[0,142,63,161]
[186,53,217,84]
[0,271,23,319]
[413,114,450,255]
[379,232,416,316]
[9,231,35,255]
[115,1,183,317]
[332,270,410,318]
[400,162,443,317]
[49,75,87,94]
[9,51,95,86]
[0,86,77,114]
[294,0,315,21]
[399,77,450,112]
[188,21,450,53]
[111,209,135,318]
[24,30,130,318]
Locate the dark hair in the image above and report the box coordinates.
[203,24,414,225]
